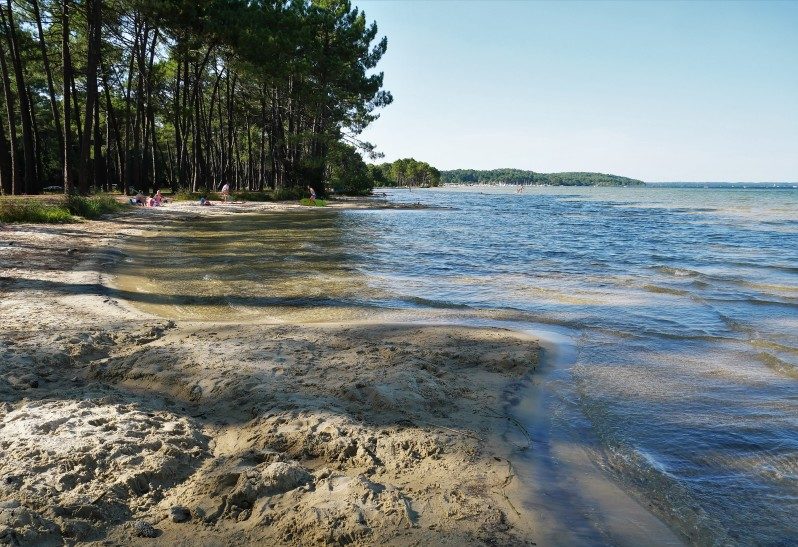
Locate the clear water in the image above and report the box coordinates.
[115,186,798,544]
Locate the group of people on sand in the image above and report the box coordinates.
[133,182,315,207]
[131,189,167,207]
[129,182,235,207]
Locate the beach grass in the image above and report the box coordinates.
[272,187,308,201]
[0,195,126,223]
[0,199,73,223]
[300,198,327,207]
[232,190,275,202]
[65,194,126,219]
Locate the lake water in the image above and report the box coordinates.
[115,186,798,545]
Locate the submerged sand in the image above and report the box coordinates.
[0,202,542,545]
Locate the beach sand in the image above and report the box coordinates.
[0,201,542,545]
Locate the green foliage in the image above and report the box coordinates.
[273,187,308,201]
[300,198,327,207]
[0,200,73,224]
[172,191,220,202]
[440,169,645,187]
[0,0,391,196]
[373,158,441,187]
[64,195,125,219]
[232,191,274,202]
[0,195,124,223]
[326,144,374,195]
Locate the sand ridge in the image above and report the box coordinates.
[0,205,541,546]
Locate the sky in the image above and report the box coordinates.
[353,0,798,182]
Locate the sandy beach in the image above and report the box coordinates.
[0,201,542,545]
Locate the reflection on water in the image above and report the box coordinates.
[114,186,798,544]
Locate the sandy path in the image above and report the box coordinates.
[0,204,541,546]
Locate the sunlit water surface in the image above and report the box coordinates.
[115,186,798,545]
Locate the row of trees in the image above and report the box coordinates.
[0,0,391,197]
[440,169,645,186]
[369,157,440,188]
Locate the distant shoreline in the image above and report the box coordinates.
[440,169,645,187]
[431,182,797,189]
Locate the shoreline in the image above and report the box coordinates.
[1,203,543,545]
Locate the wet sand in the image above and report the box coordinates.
[0,202,543,545]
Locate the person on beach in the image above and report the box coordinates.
[132,191,145,205]
[220,183,230,202]
[153,190,165,206]
[307,185,317,204]
[199,197,213,206]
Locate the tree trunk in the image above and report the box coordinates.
[70,71,82,158]
[0,74,9,194]
[179,56,189,188]
[0,36,18,194]
[246,114,253,191]
[166,140,175,189]
[123,18,142,195]
[206,65,223,187]
[132,24,148,193]
[173,55,182,189]
[62,0,73,193]
[258,93,267,191]
[189,46,213,191]
[31,0,65,167]
[143,28,159,191]
[78,0,101,193]
[1,1,38,193]
[30,84,45,188]
[101,62,123,191]
[93,93,105,191]
[149,108,156,189]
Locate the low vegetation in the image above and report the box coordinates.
[64,195,126,219]
[0,195,125,224]
[171,187,309,202]
[300,198,327,207]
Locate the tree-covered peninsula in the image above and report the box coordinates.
[441,169,645,186]
[369,158,441,188]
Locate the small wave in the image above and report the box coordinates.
[730,280,798,298]
[400,295,471,310]
[654,265,705,278]
[710,296,798,308]
[750,339,798,357]
[598,443,732,545]
[758,352,798,380]
[642,284,690,296]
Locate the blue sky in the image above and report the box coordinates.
[354,0,798,182]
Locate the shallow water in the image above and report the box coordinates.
[114,186,798,544]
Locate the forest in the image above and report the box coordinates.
[0,0,391,198]
[441,169,645,187]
